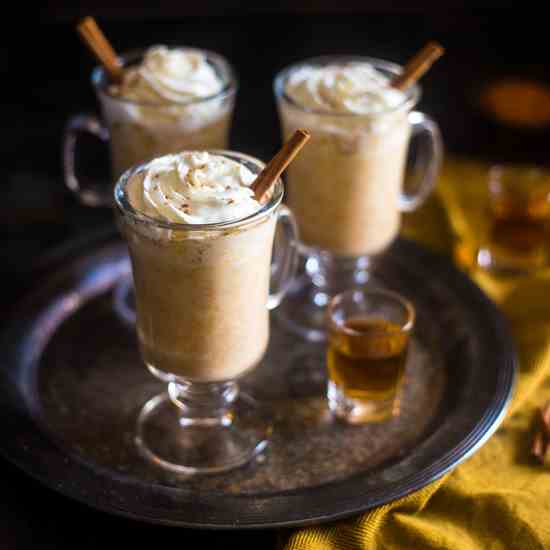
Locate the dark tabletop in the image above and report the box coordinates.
[2,9,549,548]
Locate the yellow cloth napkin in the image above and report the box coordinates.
[283,158,550,550]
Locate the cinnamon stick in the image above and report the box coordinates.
[531,401,550,464]
[532,431,547,464]
[252,129,310,203]
[77,16,123,83]
[391,41,445,92]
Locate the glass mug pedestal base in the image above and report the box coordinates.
[274,274,335,343]
[327,381,399,424]
[135,382,272,475]
[275,252,382,342]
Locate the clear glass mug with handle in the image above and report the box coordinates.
[63,47,237,207]
[274,56,443,342]
[63,47,237,324]
[115,151,299,474]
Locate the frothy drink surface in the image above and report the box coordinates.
[120,152,276,382]
[280,61,410,256]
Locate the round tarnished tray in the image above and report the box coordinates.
[0,232,516,529]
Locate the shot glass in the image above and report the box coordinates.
[326,288,415,424]
[476,164,550,274]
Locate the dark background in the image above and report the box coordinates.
[2,8,549,548]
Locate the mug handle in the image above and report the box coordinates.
[267,205,299,311]
[399,111,443,212]
[62,114,112,207]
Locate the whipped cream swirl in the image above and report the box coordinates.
[285,63,406,115]
[129,152,261,224]
[115,46,224,104]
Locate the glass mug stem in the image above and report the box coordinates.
[63,114,112,207]
[306,252,371,292]
[168,380,239,427]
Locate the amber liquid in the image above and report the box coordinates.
[327,318,409,403]
[489,193,550,254]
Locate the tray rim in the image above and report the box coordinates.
[0,233,517,529]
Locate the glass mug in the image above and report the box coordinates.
[274,56,442,341]
[63,47,237,325]
[64,47,237,206]
[115,151,298,474]
[476,164,550,274]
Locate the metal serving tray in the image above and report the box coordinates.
[0,234,515,528]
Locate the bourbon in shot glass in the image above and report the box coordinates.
[326,288,415,424]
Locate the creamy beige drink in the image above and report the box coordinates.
[117,151,277,382]
[100,46,235,177]
[277,60,412,257]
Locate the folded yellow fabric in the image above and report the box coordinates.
[283,158,550,550]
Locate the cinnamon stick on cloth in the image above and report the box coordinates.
[531,400,550,464]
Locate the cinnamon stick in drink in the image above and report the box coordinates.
[252,129,310,203]
[77,16,123,82]
[391,41,444,92]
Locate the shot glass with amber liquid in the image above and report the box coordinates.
[477,165,550,274]
[326,288,415,424]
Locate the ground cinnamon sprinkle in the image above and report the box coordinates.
[481,79,550,128]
